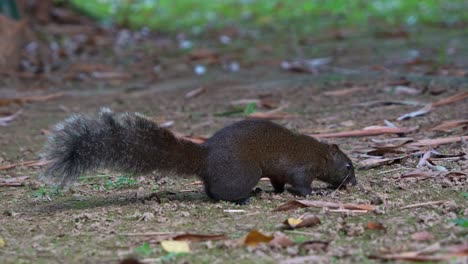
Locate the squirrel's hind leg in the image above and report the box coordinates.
[202,159,262,203]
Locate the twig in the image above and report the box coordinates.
[120,232,177,236]
[400,200,451,210]
[283,230,317,236]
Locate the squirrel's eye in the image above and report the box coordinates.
[346,163,352,170]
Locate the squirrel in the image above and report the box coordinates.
[43,108,357,204]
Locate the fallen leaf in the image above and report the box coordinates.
[298,241,329,252]
[400,200,452,210]
[188,48,219,63]
[247,112,294,120]
[281,57,331,74]
[432,91,468,107]
[268,232,294,248]
[356,100,424,108]
[400,170,438,180]
[384,85,420,95]
[411,231,434,241]
[279,255,326,264]
[310,126,417,138]
[185,87,206,99]
[368,254,447,262]
[244,230,273,247]
[0,176,29,187]
[430,120,468,132]
[69,63,113,73]
[397,104,432,121]
[366,221,386,231]
[246,104,294,120]
[0,93,63,107]
[0,159,50,170]
[172,233,227,242]
[160,240,190,253]
[358,155,408,169]
[283,215,321,229]
[0,110,22,126]
[406,136,468,147]
[274,200,376,212]
[323,87,368,96]
[91,71,131,80]
[0,237,5,247]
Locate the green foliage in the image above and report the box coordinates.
[32,186,61,198]
[68,0,468,31]
[135,242,154,256]
[292,235,307,244]
[161,252,188,261]
[243,102,257,116]
[105,175,137,191]
[215,102,256,117]
[453,218,468,228]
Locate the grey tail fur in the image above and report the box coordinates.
[42,108,206,185]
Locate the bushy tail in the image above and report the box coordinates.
[42,108,206,185]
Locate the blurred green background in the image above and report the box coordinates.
[65,0,468,31]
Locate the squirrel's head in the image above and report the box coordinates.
[323,144,357,188]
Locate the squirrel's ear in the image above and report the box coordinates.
[329,144,340,154]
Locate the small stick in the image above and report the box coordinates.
[399,200,450,210]
[327,209,368,214]
[120,232,177,236]
[283,230,317,236]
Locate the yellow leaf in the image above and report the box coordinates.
[244,230,273,247]
[0,237,5,248]
[160,240,190,253]
[287,218,303,227]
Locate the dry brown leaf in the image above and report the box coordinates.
[406,136,468,147]
[366,221,386,231]
[358,156,406,169]
[188,48,219,63]
[369,242,467,262]
[69,63,114,73]
[368,254,447,262]
[283,215,321,229]
[323,87,368,96]
[0,176,29,187]
[243,230,273,247]
[246,112,294,120]
[172,233,227,242]
[430,120,468,132]
[411,231,434,241]
[310,126,417,138]
[184,87,206,99]
[268,232,294,248]
[432,91,468,107]
[0,93,63,107]
[400,170,438,180]
[0,159,50,170]
[274,200,376,212]
[298,241,329,252]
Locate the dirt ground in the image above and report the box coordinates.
[0,26,467,264]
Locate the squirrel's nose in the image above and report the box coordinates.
[349,177,358,186]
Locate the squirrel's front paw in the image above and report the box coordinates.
[287,187,312,196]
[231,197,251,205]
